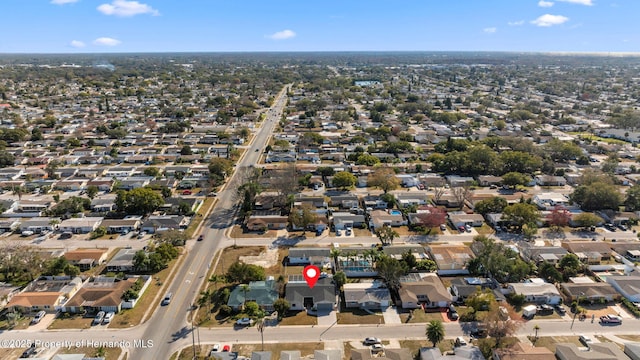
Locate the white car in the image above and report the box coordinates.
[92,311,105,325]
[235,317,253,326]
[211,343,221,352]
[579,335,593,346]
[370,344,385,352]
[363,337,381,345]
[102,311,115,324]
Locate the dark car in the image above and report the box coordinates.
[20,344,37,358]
[197,234,204,241]
[555,304,566,315]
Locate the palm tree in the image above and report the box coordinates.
[426,320,445,347]
[330,248,341,270]
[209,274,224,291]
[533,324,540,343]
[198,289,213,319]
[12,186,25,201]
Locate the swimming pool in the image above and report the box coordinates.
[389,210,402,215]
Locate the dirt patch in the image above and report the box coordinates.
[240,248,280,268]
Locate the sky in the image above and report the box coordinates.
[1,0,638,53]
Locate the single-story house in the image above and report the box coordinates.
[99,218,141,234]
[420,345,486,360]
[0,283,21,308]
[63,249,110,271]
[556,343,629,360]
[227,280,279,311]
[285,276,336,312]
[287,248,331,267]
[59,217,103,234]
[352,348,412,360]
[493,342,554,360]
[560,282,620,303]
[141,215,190,233]
[476,175,503,187]
[606,275,640,303]
[19,217,61,233]
[394,192,429,208]
[533,193,570,210]
[369,210,407,230]
[428,245,474,276]
[399,273,452,309]
[343,282,390,310]
[105,248,139,273]
[395,174,419,187]
[507,281,562,305]
[450,278,498,303]
[448,213,484,228]
[521,245,568,265]
[331,213,366,230]
[535,175,567,186]
[6,276,83,313]
[246,214,288,231]
[61,277,138,314]
[562,241,612,263]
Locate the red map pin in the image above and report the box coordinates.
[303,265,320,288]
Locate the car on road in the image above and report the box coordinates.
[31,310,46,325]
[255,149,259,152]
[363,337,381,345]
[599,314,622,324]
[102,311,115,324]
[92,311,105,325]
[235,317,253,326]
[197,234,204,241]
[20,344,37,358]
[161,292,172,306]
[578,334,593,346]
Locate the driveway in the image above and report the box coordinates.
[317,310,337,327]
[382,306,401,324]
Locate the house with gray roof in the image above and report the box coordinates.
[343,282,390,310]
[285,276,336,312]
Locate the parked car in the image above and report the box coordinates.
[454,336,468,347]
[536,304,554,316]
[617,223,628,231]
[182,190,192,195]
[458,225,466,233]
[235,317,253,326]
[599,314,622,324]
[92,311,105,325]
[345,228,352,236]
[363,337,381,345]
[210,344,221,353]
[604,223,616,232]
[102,311,115,324]
[21,230,34,237]
[59,232,73,239]
[137,231,147,239]
[197,234,204,241]
[370,344,384,352]
[31,310,46,325]
[579,334,593,346]
[555,304,566,315]
[336,229,342,236]
[222,345,231,352]
[161,292,172,306]
[464,224,472,232]
[440,224,447,231]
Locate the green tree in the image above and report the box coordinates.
[559,253,582,280]
[502,203,539,232]
[333,271,347,289]
[115,188,164,215]
[572,212,603,229]
[367,168,401,193]
[375,255,406,291]
[474,196,507,215]
[375,225,399,246]
[501,172,530,188]
[133,250,150,272]
[543,139,582,162]
[538,262,563,284]
[331,171,357,190]
[86,185,99,199]
[355,153,380,166]
[426,320,445,347]
[288,205,317,234]
[226,262,266,283]
[143,167,161,178]
[625,184,640,211]
[570,181,621,211]
[273,298,290,320]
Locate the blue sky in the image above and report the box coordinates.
[2,0,638,53]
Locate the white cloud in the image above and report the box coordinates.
[508,20,525,26]
[97,0,159,17]
[538,0,555,7]
[557,0,593,5]
[531,14,569,27]
[267,29,296,40]
[70,40,86,48]
[51,0,79,4]
[483,27,497,33]
[93,37,121,46]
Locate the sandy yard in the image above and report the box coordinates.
[239,248,280,268]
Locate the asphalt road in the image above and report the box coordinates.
[128,84,291,359]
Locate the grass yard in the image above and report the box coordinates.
[211,246,267,276]
[185,197,216,238]
[56,346,121,359]
[278,310,318,326]
[618,335,640,342]
[337,308,384,325]
[399,339,454,356]
[0,314,31,331]
[229,225,278,238]
[530,336,581,353]
[399,310,446,323]
[231,342,324,357]
[48,313,93,330]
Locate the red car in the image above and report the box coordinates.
[222,345,231,352]
[182,190,192,195]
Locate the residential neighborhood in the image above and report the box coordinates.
[1,52,640,360]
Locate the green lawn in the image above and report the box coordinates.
[337,308,383,325]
